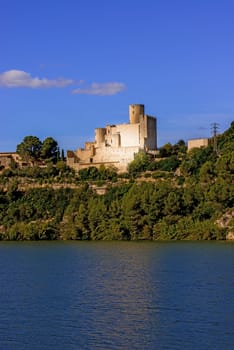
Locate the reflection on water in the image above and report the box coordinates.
[73,243,161,349]
[0,241,233,349]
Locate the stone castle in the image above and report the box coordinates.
[67,104,157,172]
[0,104,211,172]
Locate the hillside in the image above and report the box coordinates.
[0,122,233,241]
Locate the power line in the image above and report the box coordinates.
[211,122,220,154]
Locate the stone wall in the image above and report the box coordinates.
[67,104,157,172]
[0,152,25,169]
[187,138,209,151]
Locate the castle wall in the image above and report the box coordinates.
[92,145,139,163]
[95,128,106,145]
[145,116,157,150]
[79,146,140,172]
[68,146,141,172]
[109,133,120,147]
[0,152,27,169]
[77,147,94,161]
[114,124,140,147]
[0,154,14,168]
[66,104,157,172]
[187,138,209,151]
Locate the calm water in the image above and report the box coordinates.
[0,241,233,350]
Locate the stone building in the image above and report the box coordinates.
[187,138,209,152]
[0,152,25,170]
[67,104,157,172]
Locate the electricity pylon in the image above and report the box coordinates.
[211,122,220,154]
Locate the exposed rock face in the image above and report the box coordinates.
[226,231,234,240]
[215,209,234,240]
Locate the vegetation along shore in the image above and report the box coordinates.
[0,122,233,241]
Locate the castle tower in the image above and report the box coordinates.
[129,104,145,124]
[67,103,157,173]
[95,128,106,145]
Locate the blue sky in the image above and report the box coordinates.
[1,0,233,152]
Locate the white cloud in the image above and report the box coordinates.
[0,70,74,88]
[72,82,126,96]
[0,70,127,96]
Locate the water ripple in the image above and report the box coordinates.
[0,241,233,349]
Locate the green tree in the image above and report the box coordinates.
[41,137,59,163]
[88,197,108,239]
[199,160,216,183]
[16,136,42,164]
[173,139,187,156]
[74,203,90,240]
[78,167,99,181]
[164,190,182,216]
[107,201,123,239]
[61,149,65,161]
[157,155,180,172]
[180,146,215,177]
[215,151,234,180]
[159,143,173,157]
[128,152,150,177]
[217,121,234,152]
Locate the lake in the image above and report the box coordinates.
[0,241,233,349]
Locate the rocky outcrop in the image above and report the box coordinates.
[226,231,234,240]
[215,209,234,240]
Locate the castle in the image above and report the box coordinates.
[67,104,157,172]
[0,104,211,173]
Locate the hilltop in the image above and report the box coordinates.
[0,121,233,241]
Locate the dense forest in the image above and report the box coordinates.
[0,122,233,240]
